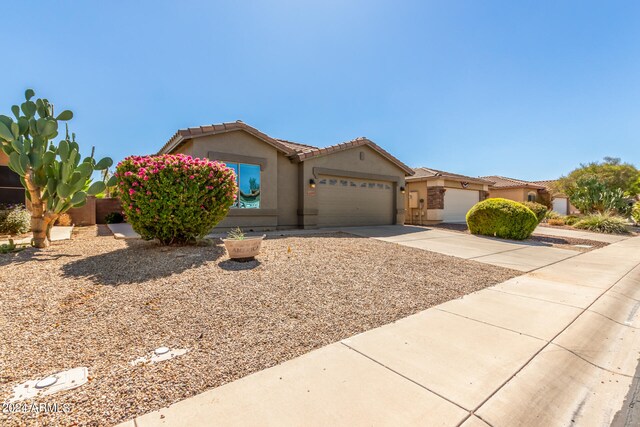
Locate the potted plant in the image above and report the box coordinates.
[222,227,265,260]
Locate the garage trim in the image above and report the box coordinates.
[312,167,401,183]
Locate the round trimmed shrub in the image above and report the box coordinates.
[522,201,548,223]
[115,154,238,244]
[466,198,538,240]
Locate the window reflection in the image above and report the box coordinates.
[225,163,260,208]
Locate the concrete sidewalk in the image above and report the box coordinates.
[344,225,581,272]
[119,236,640,427]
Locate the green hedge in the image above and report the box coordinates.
[466,198,538,240]
[521,201,548,223]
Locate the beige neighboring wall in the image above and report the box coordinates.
[405,178,489,224]
[488,188,530,203]
[171,130,297,230]
[300,145,407,227]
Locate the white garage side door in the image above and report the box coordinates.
[443,189,479,223]
[317,176,394,227]
[552,197,568,215]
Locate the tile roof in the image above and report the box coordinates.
[408,167,493,184]
[158,121,413,175]
[275,138,318,153]
[159,121,297,155]
[480,175,547,189]
[290,137,414,175]
[530,180,556,190]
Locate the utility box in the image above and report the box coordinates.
[408,191,419,209]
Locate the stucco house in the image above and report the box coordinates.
[481,175,577,215]
[481,175,550,203]
[531,179,577,215]
[0,151,24,205]
[158,121,413,230]
[405,168,493,224]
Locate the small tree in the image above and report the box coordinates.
[556,157,640,197]
[0,89,114,247]
[568,177,632,216]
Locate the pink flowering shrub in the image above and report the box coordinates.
[115,154,237,244]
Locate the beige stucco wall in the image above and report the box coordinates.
[300,145,407,227]
[488,188,529,202]
[405,181,427,224]
[405,178,489,224]
[170,132,408,230]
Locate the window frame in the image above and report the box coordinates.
[226,162,261,209]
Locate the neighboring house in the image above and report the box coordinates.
[158,121,413,230]
[481,175,550,204]
[405,168,492,223]
[481,175,578,215]
[531,179,578,215]
[0,151,24,205]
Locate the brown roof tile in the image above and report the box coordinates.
[408,167,493,184]
[480,175,547,189]
[158,122,413,176]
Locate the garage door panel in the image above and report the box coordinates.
[443,189,479,223]
[317,176,394,227]
[552,198,568,215]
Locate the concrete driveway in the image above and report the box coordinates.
[343,225,581,272]
[119,235,640,427]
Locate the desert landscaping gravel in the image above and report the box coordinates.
[1,226,520,426]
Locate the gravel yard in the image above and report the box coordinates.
[1,226,519,426]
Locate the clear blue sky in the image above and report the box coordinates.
[2,1,639,180]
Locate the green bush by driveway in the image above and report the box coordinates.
[521,201,548,223]
[466,198,538,240]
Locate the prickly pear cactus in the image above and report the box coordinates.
[0,89,116,247]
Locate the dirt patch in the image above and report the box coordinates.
[1,226,520,426]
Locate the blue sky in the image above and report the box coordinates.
[2,0,639,180]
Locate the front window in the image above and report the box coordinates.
[227,163,261,208]
[527,192,537,202]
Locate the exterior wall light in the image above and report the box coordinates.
[400,186,406,193]
[309,179,316,188]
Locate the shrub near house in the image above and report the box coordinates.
[116,154,237,244]
[521,201,548,223]
[466,198,538,240]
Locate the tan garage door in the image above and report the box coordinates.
[317,176,394,227]
[443,188,479,223]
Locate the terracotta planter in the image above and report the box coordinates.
[223,235,266,260]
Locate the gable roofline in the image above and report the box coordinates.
[480,175,547,190]
[158,121,297,155]
[291,137,414,176]
[407,167,493,184]
[159,122,414,176]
